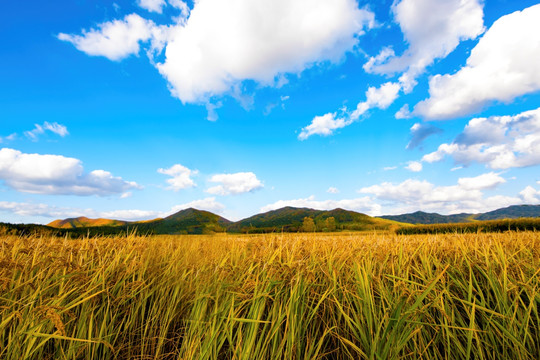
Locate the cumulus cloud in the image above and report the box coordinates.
[407,122,442,149]
[327,187,340,194]
[24,122,69,141]
[422,107,540,169]
[260,195,381,215]
[415,4,540,119]
[158,164,198,190]
[359,172,520,215]
[367,0,484,92]
[58,14,155,61]
[138,0,166,13]
[298,113,352,140]
[0,148,140,196]
[156,0,374,103]
[405,161,422,172]
[206,172,263,195]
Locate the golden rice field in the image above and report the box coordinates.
[1,231,539,359]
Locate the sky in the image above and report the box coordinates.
[1,0,540,224]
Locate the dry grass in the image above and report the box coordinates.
[0,231,539,359]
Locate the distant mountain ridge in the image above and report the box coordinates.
[379,205,540,225]
[42,204,540,235]
[48,217,129,229]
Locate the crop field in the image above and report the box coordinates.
[1,231,539,359]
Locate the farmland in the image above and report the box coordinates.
[1,231,539,359]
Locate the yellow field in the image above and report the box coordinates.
[1,231,539,359]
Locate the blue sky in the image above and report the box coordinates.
[1,0,540,224]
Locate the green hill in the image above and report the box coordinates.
[139,208,231,235]
[227,207,399,233]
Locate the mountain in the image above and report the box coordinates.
[48,217,129,229]
[379,211,474,225]
[227,207,399,233]
[136,208,231,235]
[379,205,540,225]
[475,204,540,220]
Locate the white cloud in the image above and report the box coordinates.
[395,104,411,119]
[158,164,197,191]
[0,133,16,143]
[58,14,155,61]
[138,0,166,13]
[156,0,375,103]
[206,172,263,195]
[383,166,397,171]
[169,197,225,214]
[261,195,381,215]
[300,81,400,140]
[298,113,352,140]
[457,172,506,190]
[24,122,68,141]
[327,187,339,194]
[422,107,540,169]
[415,4,540,119]
[350,82,401,120]
[405,161,422,172]
[359,172,520,215]
[0,148,140,196]
[367,0,484,92]
[0,198,226,222]
[519,186,540,203]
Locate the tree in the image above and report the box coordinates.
[301,217,315,232]
[325,217,336,232]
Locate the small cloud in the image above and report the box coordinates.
[383,166,397,171]
[451,166,463,171]
[24,122,68,141]
[405,161,423,172]
[327,187,339,194]
[0,133,17,143]
[205,102,222,122]
[298,112,352,140]
[206,172,263,195]
[137,0,166,13]
[120,192,133,199]
[395,104,411,119]
[58,14,154,61]
[158,164,198,191]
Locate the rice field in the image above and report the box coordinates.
[1,231,539,359]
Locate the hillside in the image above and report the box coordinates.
[48,217,129,229]
[379,204,540,224]
[227,207,398,233]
